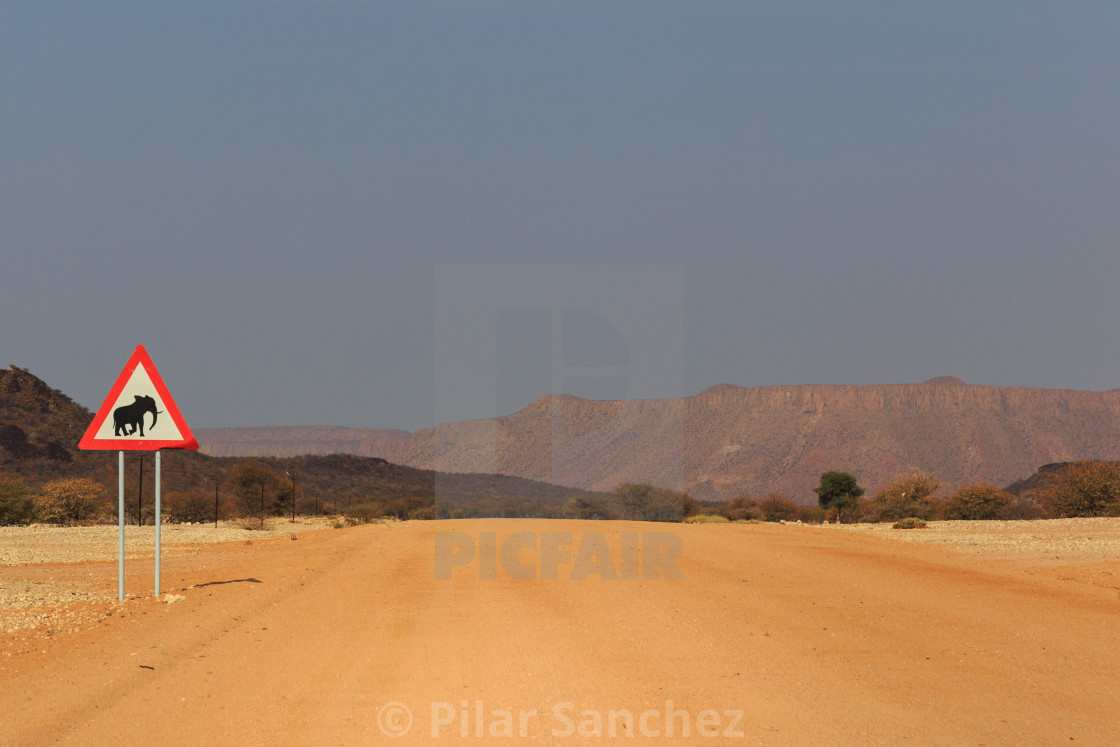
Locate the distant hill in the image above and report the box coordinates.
[0,366,601,513]
[0,365,98,478]
[198,378,1120,501]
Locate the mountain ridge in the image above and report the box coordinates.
[0,366,607,512]
[197,379,1120,501]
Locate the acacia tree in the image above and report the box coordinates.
[945,483,1014,520]
[813,471,864,523]
[227,460,280,529]
[1037,461,1120,518]
[863,468,944,522]
[758,493,800,522]
[612,482,684,522]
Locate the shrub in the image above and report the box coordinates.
[1006,499,1046,521]
[34,478,110,525]
[562,494,613,520]
[0,474,34,525]
[684,514,730,523]
[758,493,799,522]
[862,469,944,522]
[407,505,436,520]
[719,495,760,522]
[227,460,282,527]
[612,483,685,522]
[163,491,215,524]
[344,501,386,524]
[1037,461,1120,518]
[892,517,928,529]
[797,505,826,524]
[944,483,1014,520]
[682,493,702,518]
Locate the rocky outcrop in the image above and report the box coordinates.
[0,366,91,466]
[197,379,1120,501]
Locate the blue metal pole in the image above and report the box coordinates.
[118,451,125,601]
[154,450,161,597]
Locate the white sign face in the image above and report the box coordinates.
[92,362,184,442]
[79,344,197,451]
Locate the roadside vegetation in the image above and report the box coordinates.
[2,460,1118,527]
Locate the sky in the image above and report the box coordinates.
[3,1,1119,432]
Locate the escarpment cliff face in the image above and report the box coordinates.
[197,378,1120,501]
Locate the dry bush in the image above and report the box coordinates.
[797,504,826,524]
[34,478,110,525]
[407,505,436,520]
[720,495,761,521]
[562,494,613,520]
[1037,461,1120,517]
[162,491,216,523]
[227,460,282,525]
[612,482,685,522]
[862,468,944,522]
[344,500,387,524]
[892,517,928,529]
[684,514,730,523]
[682,493,702,518]
[1005,499,1046,521]
[0,473,34,525]
[758,493,799,522]
[944,483,1014,520]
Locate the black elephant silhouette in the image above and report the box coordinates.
[113,395,162,437]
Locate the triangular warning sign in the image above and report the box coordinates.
[79,345,198,451]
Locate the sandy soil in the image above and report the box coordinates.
[1,518,1118,745]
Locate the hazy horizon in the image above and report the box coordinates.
[5,1,1119,431]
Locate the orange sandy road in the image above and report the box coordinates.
[1,519,1118,746]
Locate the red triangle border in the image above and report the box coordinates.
[78,345,199,451]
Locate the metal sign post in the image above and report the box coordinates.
[118,451,125,601]
[80,346,197,600]
[154,450,162,597]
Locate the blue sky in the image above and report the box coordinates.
[3,1,1119,430]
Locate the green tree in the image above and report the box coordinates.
[0,474,34,525]
[944,483,1014,520]
[227,460,281,529]
[34,478,109,525]
[813,471,864,523]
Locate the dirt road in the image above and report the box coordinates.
[2,519,1118,745]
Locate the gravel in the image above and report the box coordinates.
[0,518,338,637]
[827,516,1120,560]
[0,518,336,566]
